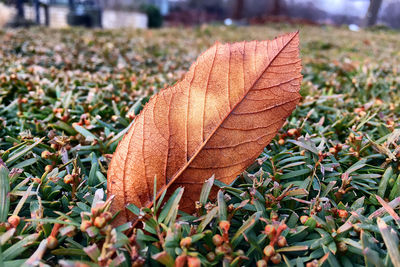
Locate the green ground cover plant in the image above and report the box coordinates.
[0,25,399,266]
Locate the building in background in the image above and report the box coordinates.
[1,0,399,29]
[1,0,148,28]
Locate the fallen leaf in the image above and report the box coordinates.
[108,32,302,224]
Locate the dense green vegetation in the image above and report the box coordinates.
[0,25,399,266]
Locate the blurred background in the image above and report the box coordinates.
[0,0,399,30]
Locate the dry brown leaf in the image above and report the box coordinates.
[107,32,302,224]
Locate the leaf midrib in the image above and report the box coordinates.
[145,32,300,209]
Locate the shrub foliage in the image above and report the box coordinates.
[0,25,399,266]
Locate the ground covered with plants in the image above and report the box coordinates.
[0,25,399,266]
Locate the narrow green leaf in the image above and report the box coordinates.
[152,251,174,267]
[0,166,10,222]
[345,158,367,174]
[3,234,39,261]
[378,166,393,198]
[277,156,306,166]
[0,228,15,245]
[282,254,294,267]
[321,181,336,197]
[160,187,184,225]
[389,174,400,201]
[88,153,99,186]
[6,137,44,166]
[2,259,28,267]
[12,183,33,217]
[232,211,262,246]
[217,190,227,221]
[276,246,308,253]
[126,204,140,217]
[155,189,167,213]
[27,218,80,227]
[190,233,205,243]
[323,249,341,267]
[363,247,385,267]
[51,248,87,256]
[197,207,218,233]
[12,158,37,169]
[280,168,311,180]
[288,139,319,154]
[72,124,98,142]
[375,195,400,226]
[377,217,400,267]
[199,175,214,205]
[106,121,134,147]
[153,175,157,212]
[51,121,77,135]
[83,244,100,262]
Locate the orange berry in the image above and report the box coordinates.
[175,255,187,267]
[47,236,58,249]
[329,147,337,154]
[8,215,20,228]
[270,253,282,264]
[187,256,201,267]
[264,224,276,237]
[287,128,298,137]
[306,260,318,267]
[220,243,232,254]
[277,236,287,247]
[257,259,267,267]
[80,220,92,232]
[111,115,119,122]
[206,252,216,262]
[337,241,347,252]
[219,220,230,233]
[180,237,192,248]
[61,115,69,122]
[212,234,224,246]
[94,216,106,228]
[41,150,52,159]
[278,138,285,145]
[263,244,275,257]
[44,165,53,172]
[300,215,309,224]
[338,209,348,218]
[64,174,74,184]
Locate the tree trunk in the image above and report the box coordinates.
[16,0,24,19]
[362,0,383,27]
[34,0,40,24]
[271,0,280,16]
[233,0,244,20]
